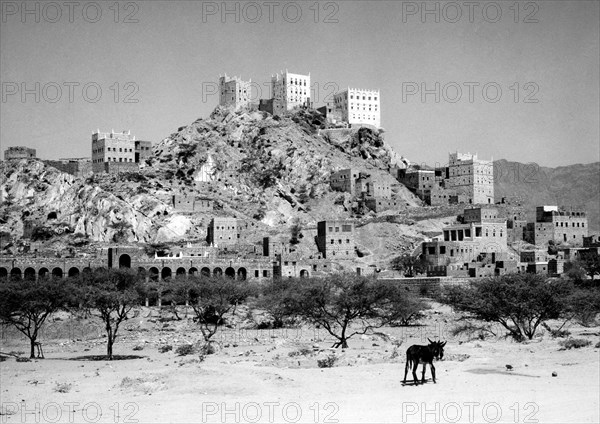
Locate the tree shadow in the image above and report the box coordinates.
[67,354,145,361]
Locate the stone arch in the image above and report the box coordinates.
[225,267,235,279]
[119,254,131,268]
[10,268,22,279]
[201,267,211,277]
[149,267,159,281]
[237,267,247,281]
[176,267,186,277]
[161,267,172,281]
[213,267,223,277]
[24,267,36,280]
[47,211,57,220]
[39,267,49,278]
[82,267,92,274]
[68,267,80,278]
[300,269,309,278]
[189,267,198,276]
[52,267,63,278]
[0,267,8,279]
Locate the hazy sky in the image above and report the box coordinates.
[1,0,598,167]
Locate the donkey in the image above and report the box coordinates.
[403,339,446,385]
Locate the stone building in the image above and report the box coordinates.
[422,207,508,269]
[447,152,494,204]
[44,158,92,177]
[317,101,343,126]
[91,130,151,174]
[135,140,152,164]
[398,169,435,201]
[271,70,311,115]
[330,168,360,195]
[207,217,249,247]
[333,87,381,129]
[172,196,213,213]
[4,146,36,160]
[316,220,356,259]
[219,74,251,109]
[533,206,588,247]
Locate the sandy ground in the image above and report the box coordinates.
[1,303,599,424]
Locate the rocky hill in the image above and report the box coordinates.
[494,159,600,232]
[0,107,427,261]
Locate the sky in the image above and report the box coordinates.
[1,0,598,167]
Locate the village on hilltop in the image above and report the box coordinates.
[1,69,598,293]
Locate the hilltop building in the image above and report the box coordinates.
[4,146,36,160]
[91,130,152,174]
[270,70,311,115]
[333,87,380,129]
[219,74,251,109]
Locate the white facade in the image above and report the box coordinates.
[271,70,311,113]
[333,87,381,129]
[219,74,251,109]
[194,154,217,182]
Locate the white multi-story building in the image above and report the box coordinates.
[271,70,311,115]
[447,152,494,205]
[91,130,151,174]
[219,74,251,109]
[333,87,381,129]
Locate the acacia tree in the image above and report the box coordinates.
[77,268,144,360]
[187,276,255,343]
[441,274,572,341]
[390,254,427,277]
[0,277,73,358]
[262,274,426,348]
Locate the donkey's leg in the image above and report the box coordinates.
[430,363,436,383]
[412,361,419,385]
[403,360,410,383]
[421,363,427,383]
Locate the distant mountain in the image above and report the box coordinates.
[494,159,600,232]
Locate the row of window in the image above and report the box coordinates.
[330,239,351,244]
[349,95,378,101]
[555,222,585,227]
[328,225,353,232]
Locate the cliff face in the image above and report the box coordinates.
[0,107,421,253]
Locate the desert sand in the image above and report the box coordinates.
[2,303,599,423]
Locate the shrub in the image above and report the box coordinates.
[132,345,144,351]
[559,338,591,349]
[158,344,173,353]
[175,344,195,356]
[16,357,31,363]
[317,354,337,368]
[54,383,72,393]
[288,347,313,357]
